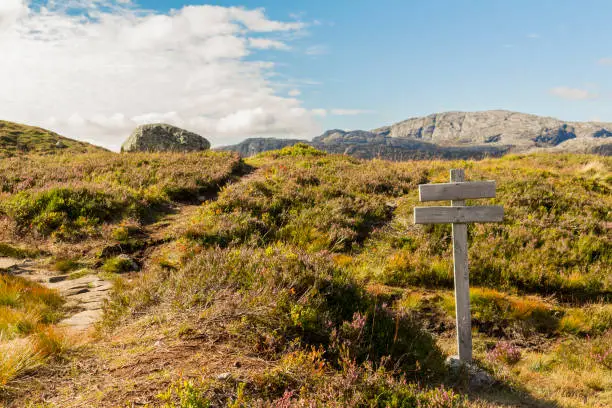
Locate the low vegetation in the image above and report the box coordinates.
[0,145,610,407]
[0,150,243,245]
[0,120,106,158]
[0,274,66,387]
[0,150,244,396]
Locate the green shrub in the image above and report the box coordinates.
[102,256,136,274]
[0,243,40,259]
[185,155,425,252]
[53,258,80,273]
[2,188,127,239]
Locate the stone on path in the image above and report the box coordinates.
[4,260,112,332]
[0,257,23,269]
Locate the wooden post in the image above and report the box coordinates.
[450,169,472,363]
[414,169,503,364]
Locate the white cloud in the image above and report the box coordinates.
[597,57,612,66]
[0,1,319,150]
[527,33,540,39]
[549,86,598,100]
[249,38,289,50]
[288,89,301,97]
[330,109,374,116]
[0,0,26,31]
[311,109,327,117]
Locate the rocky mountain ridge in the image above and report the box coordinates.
[218,110,612,159]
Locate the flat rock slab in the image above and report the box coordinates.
[6,264,113,332]
[48,275,112,330]
[0,257,23,269]
[59,309,104,331]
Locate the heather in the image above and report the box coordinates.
[186,147,611,301]
[0,151,243,242]
[1,147,610,407]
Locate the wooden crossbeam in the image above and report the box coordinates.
[419,181,496,202]
[413,205,504,224]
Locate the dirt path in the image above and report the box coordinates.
[0,200,211,333]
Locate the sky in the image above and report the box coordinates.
[1,1,612,150]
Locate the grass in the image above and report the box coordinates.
[0,274,64,340]
[0,145,610,406]
[0,120,107,158]
[0,273,66,387]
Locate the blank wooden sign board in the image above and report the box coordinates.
[414,169,503,363]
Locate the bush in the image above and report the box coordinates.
[2,188,127,239]
[53,258,80,273]
[102,256,137,274]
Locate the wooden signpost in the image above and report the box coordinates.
[414,169,503,363]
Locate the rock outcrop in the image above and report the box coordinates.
[371,110,612,149]
[217,110,612,159]
[122,124,210,153]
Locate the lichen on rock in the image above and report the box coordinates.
[121,123,210,153]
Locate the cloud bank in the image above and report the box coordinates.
[0,1,323,149]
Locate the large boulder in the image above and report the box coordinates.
[121,124,210,153]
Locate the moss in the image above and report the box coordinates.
[52,258,81,273]
[102,257,135,274]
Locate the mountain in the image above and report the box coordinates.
[216,137,305,157]
[217,110,612,158]
[0,120,108,157]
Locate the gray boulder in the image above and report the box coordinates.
[122,124,210,153]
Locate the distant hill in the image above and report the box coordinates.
[216,137,304,157]
[0,120,107,157]
[217,110,612,159]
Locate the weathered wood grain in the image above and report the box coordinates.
[450,169,472,362]
[419,181,496,202]
[413,205,504,224]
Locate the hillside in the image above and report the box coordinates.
[0,146,609,407]
[217,110,612,158]
[0,120,107,157]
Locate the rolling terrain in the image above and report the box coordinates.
[0,120,108,158]
[0,125,609,407]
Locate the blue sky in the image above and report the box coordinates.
[1,1,611,148]
[142,0,612,129]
